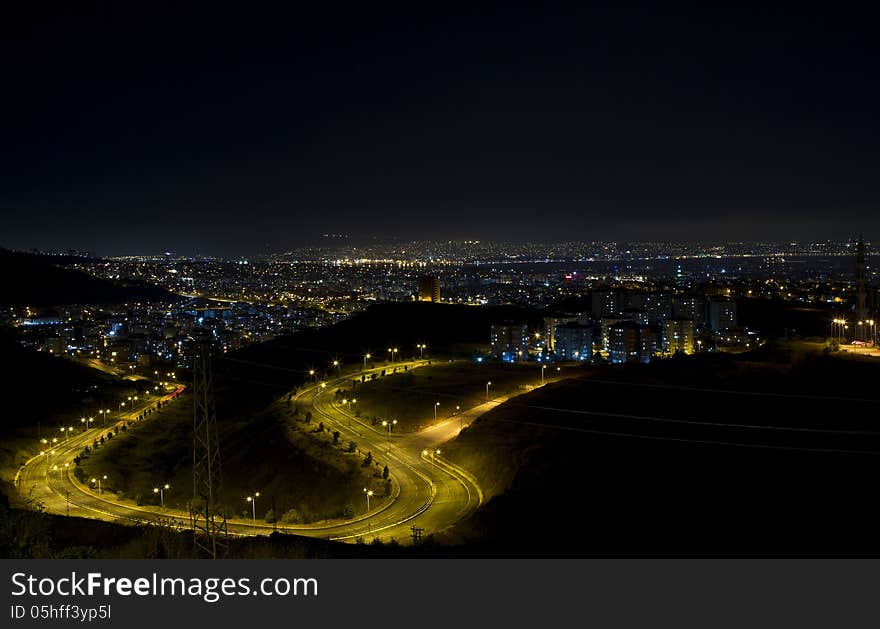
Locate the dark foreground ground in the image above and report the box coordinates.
[439,342,880,556]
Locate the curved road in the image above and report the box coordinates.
[15,360,485,545]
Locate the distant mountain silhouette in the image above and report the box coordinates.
[0,249,174,305]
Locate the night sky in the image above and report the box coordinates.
[2,3,879,255]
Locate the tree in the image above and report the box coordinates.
[280,508,301,524]
[347,440,356,453]
[264,508,276,524]
[382,465,389,479]
[384,478,392,495]
[363,451,373,467]
[305,411,312,423]
[333,431,340,445]
[342,504,354,519]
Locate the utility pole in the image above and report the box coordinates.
[410,525,423,545]
[856,236,868,341]
[190,332,228,559]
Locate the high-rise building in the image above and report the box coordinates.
[608,321,651,364]
[544,313,590,350]
[490,323,529,362]
[673,296,707,329]
[664,317,695,354]
[708,298,737,331]
[591,289,625,318]
[631,292,673,324]
[418,276,441,302]
[554,322,593,361]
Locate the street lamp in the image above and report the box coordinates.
[417,343,426,359]
[363,488,373,511]
[153,483,170,508]
[91,474,108,494]
[486,381,492,401]
[541,364,547,385]
[333,359,340,377]
[363,353,371,370]
[246,492,260,522]
[434,402,440,421]
[381,419,397,442]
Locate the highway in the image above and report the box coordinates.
[15,360,486,545]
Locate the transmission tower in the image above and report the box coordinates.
[190,332,228,558]
[855,236,868,340]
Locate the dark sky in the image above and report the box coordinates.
[1,2,879,255]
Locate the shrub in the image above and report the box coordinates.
[280,508,302,524]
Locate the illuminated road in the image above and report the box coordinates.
[15,360,486,545]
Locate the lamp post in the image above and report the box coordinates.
[333,360,340,378]
[91,474,108,494]
[246,492,260,522]
[153,483,170,508]
[434,402,440,421]
[363,488,373,512]
[486,381,492,401]
[417,344,426,359]
[381,419,397,444]
[541,364,547,385]
[363,353,371,370]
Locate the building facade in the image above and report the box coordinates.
[418,276,441,302]
[554,322,593,361]
[490,323,529,362]
[664,317,695,354]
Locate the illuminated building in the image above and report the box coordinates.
[490,323,529,362]
[591,288,625,318]
[418,276,441,302]
[554,322,593,361]
[673,296,707,329]
[630,292,673,324]
[708,298,737,331]
[664,317,695,354]
[544,313,588,350]
[608,321,651,364]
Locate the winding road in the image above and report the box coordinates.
[14,360,487,545]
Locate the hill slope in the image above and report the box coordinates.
[0,249,173,305]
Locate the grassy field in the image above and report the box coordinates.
[77,391,391,523]
[439,344,880,555]
[339,361,580,431]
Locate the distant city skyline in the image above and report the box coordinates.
[1,225,877,259]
